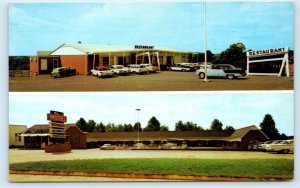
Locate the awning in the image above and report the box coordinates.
[20,134,49,137]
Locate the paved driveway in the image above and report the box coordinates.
[9,71,293,91]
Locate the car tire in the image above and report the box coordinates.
[199,72,205,79]
[227,74,234,79]
[182,69,186,72]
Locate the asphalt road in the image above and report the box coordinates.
[9,71,294,91]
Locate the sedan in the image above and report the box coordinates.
[196,64,244,79]
[100,144,115,150]
[168,64,192,72]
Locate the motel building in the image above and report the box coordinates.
[15,124,269,151]
[29,43,191,76]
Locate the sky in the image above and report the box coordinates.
[9,92,294,135]
[8,2,293,56]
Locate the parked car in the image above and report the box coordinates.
[196,64,244,79]
[51,67,76,78]
[91,66,114,78]
[110,65,130,75]
[100,144,115,150]
[265,140,294,154]
[128,64,149,74]
[162,143,177,149]
[257,140,274,151]
[140,64,160,73]
[179,62,198,70]
[168,64,192,72]
[133,143,145,149]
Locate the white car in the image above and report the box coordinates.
[128,64,149,74]
[110,65,130,75]
[91,66,114,78]
[168,64,192,72]
[265,140,294,154]
[140,64,160,73]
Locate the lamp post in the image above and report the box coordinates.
[203,2,210,82]
[135,108,141,143]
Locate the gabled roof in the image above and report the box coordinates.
[50,43,181,55]
[228,125,269,142]
[21,123,77,134]
[37,51,59,57]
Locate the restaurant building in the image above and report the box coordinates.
[30,43,190,76]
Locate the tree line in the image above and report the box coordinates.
[75,116,235,133]
[75,114,291,140]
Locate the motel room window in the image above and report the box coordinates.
[40,59,47,71]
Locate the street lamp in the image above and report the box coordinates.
[203,2,210,82]
[135,108,141,143]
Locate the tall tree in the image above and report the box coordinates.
[116,124,125,132]
[217,42,246,69]
[224,126,235,131]
[210,119,223,131]
[124,124,134,132]
[160,125,169,131]
[76,117,87,132]
[95,122,106,132]
[175,120,185,131]
[144,116,161,131]
[106,123,116,132]
[259,114,280,140]
[86,120,96,132]
[133,122,142,132]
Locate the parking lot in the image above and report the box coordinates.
[9,148,293,164]
[9,71,293,91]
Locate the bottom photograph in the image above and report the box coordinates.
[8,92,294,182]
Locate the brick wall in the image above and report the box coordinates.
[60,55,87,75]
[45,143,71,153]
[66,126,87,149]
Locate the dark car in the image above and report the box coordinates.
[51,67,76,78]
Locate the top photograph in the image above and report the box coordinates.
[8,2,294,91]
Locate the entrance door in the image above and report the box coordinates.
[53,59,59,69]
[167,56,173,66]
[118,57,126,65]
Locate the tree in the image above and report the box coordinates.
[217,42,246,69]
[124,124,134,132]
[106,123,116,132]
[175,121,204,131]
[259,114,280,140]
[95,122,106,132]
[210,119,223,131]
[224,126,235,131]
[175,120,185,131]
[160,125,169,131]
[76,117,87,132]
[133,122,142,132]
[116,124,125,132]
[144,116,161,131]
[86,120,96,132]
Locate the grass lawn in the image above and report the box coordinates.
[10,158,293,179]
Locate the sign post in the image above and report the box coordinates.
[246,47,289,77]
[45,110,71,153]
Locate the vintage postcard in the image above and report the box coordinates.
[8,1,294,183]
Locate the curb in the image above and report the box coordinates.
[9,170,290,181]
